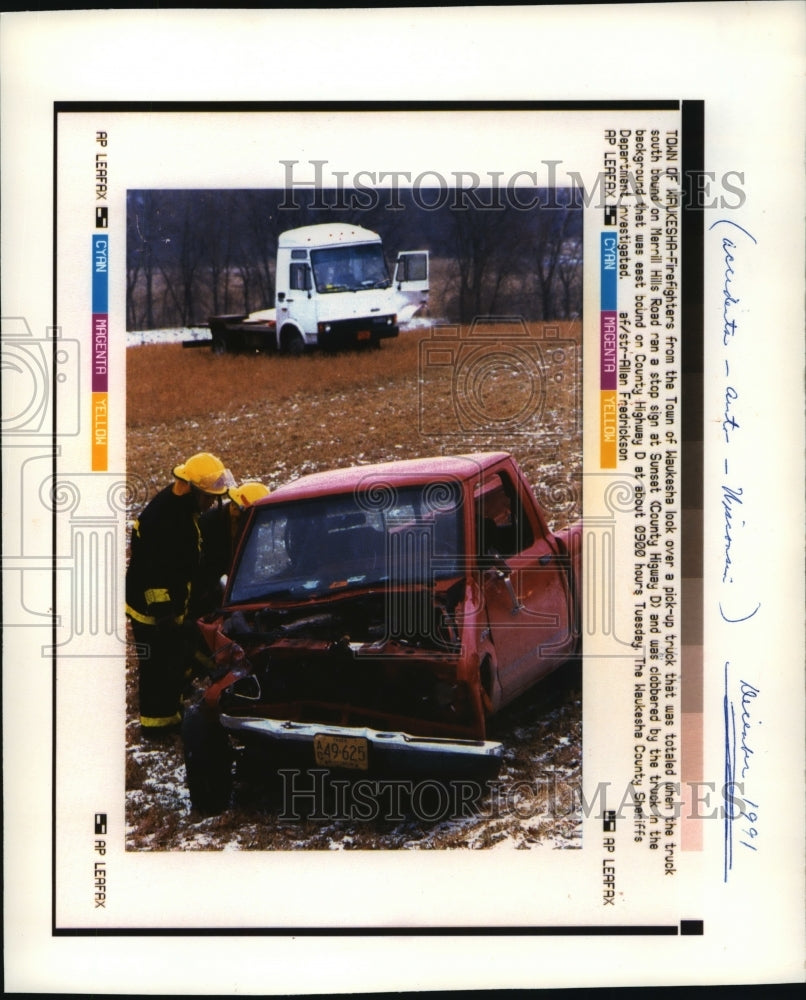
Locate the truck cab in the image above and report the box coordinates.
[273,223,429,353]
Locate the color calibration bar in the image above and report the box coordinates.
[600,232,617,467]
[92,234,108,470]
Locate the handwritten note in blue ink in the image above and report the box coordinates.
[710,219,762,882]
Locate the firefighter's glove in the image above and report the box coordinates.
[148,601,177,633]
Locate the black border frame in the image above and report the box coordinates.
[51,99,703,937]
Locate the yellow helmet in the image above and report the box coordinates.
[173,452,236,495]
[228,481,270,508]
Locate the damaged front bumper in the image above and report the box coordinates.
[219,713,503,778]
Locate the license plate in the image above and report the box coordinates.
[313,734,369,770]
[356,329,371,341]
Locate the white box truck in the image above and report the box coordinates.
[206,223,429,354]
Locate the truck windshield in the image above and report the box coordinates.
[311,243,391,293]
[228,483,464,604]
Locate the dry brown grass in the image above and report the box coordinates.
[126,321,581,526]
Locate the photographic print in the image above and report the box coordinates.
[123,180,584,852]
[2,6,804,994]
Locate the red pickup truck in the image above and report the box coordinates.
[184,452,581,813]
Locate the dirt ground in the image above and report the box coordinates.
[125,322,583,850]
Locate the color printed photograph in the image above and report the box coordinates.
[3,6,804,994]
[123,183,584,850]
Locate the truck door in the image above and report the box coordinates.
[278,251,316,345]
[475,469,575,704]
[393,251,429,292]
[393,251,429,322]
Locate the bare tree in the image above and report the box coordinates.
[556,234,583,320]
[529,201,580,321]
[198,191,238,316]
[127,190,162,330]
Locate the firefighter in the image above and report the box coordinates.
[125,452,235,737]
[194,480,270,617]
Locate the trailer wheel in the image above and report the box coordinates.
[209,321,228,355]
[281,329,305,357]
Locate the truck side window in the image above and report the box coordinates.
[474,472,535,557]
[290,262,310,291]
[398,254,427,282]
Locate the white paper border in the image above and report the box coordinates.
[3,5,804,993]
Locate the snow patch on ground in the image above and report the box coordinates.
[127,326,211,347]
[126,321,435,349]
[125,669,582,853]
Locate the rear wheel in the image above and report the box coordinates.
[182,705,234,814]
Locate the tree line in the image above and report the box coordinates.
[126,188,582,330]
